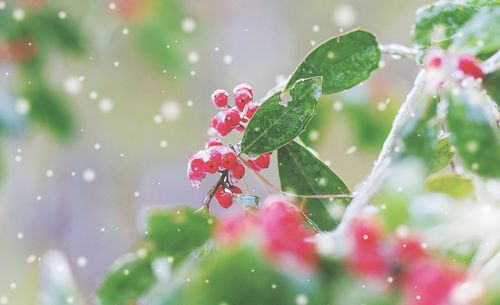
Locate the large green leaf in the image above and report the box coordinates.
[152,246,328,305]
[144,207,213,266]
[97,253,156,305]
[451,7,500,57]
[413,1,479,49]
[286,30,380,95]
[278,141,350,231]
[241,77,322,155]
[446,87,500,177]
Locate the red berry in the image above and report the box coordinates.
[254,153,270,169]
[234,125,245,133]
[224,108,241,128]
[187,169,205,189]
[402,259,464,305]
[221,152,237,170]
[216,188,233,209]
[230,162,245,180]
[457,55,484,79]
[244,102,260,119]
[347,248,389,278]
[233,83,254,97]
[211,89,229,108]
[351,217,383,248]
[202,159,218,174]
[426,56,442,69]
[393,236,427,264]
[205,137,223,148]
[189,157,204,173]
[234,89,253,111]
[230,186,242,194]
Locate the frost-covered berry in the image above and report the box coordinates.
[221,151,237,170]
[205,137,223,148]
[457,55,484,79]
[234,89,253,111]
[211,89,229,108]
[233,83,254,97]
[244,102,260,119]
[211,115,232,137]
[224,107,242,127]
[215,187,233,208]
[230,162,245,180]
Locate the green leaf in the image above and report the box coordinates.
[278,141,350,231]
[22,78,74,140]
[144,207,213,266]
[483,71,500,107]
[431,134,455,172]
[425,173,474,198]
[396,96,454,173]
[37,10,86,54]
[97,253,156,305]
[451,7,500,57]
[413,1,479,49]
[241,77,322,155]
[175,246,328,305]
[446,87,500,177]
[286,30,380,95]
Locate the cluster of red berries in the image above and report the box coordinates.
[426,53,484,79]
[347,217,464,305]
[187,83,270,209]
[215,196,317,270]
[210,83,260,136]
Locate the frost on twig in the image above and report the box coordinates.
[323,70,428,240]
[379,43,419,60]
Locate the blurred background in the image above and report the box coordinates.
[0,0,429,303]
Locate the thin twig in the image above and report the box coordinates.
[379,44,419,59]
[194,171,228,214]
[323,70,428,239]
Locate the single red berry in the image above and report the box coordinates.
[189,157,204,173]
[457,55,484,79]
[234,89,253,111]
[202,159,218,174]
[233,83,254,97]
[426,55,442,69]
[211,89,229,108]
[230,186,242,194]
[244,102,260,119]
[254,153,270,169]
[230,162,245,180]
[205,137,223,148]
[234,125,245,133]
[216,190,233,209]
[393,236,427,264]
[247,159,262,171]
[224,108,241,128]
[221,152,237,170]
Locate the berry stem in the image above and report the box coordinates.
[196,171,229,214]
